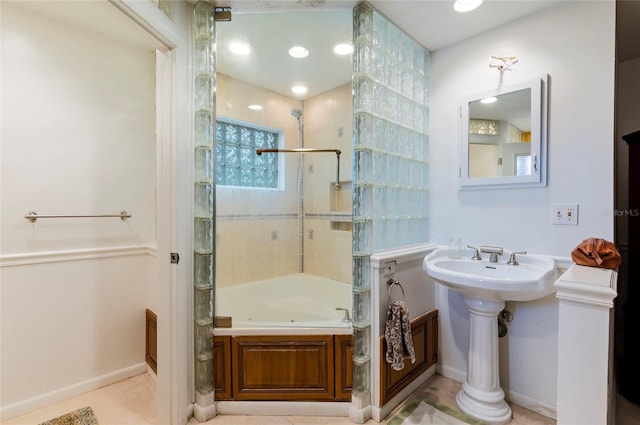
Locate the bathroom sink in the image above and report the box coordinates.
[424,246,558,424]
[423,247,557,301]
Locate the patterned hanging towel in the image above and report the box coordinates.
[384,300,416,371]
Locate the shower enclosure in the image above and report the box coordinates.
[215,96,353,324]
[199,3,430,412]
[198,9,353,405]
[213,10,354,326]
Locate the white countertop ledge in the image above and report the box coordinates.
[554,264,618,308]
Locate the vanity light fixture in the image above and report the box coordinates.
[229,40,251,55]
[291,85,308,95]
[248,104,263,110]
[489,55,519,71]
[333,42,353,56]
[480,96,497,104]
[453,0,483,12]
[288,46,309,58]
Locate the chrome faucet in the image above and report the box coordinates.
[335,307,351,322]
[507,251,527,265]
[466,245,482,260]
[481,245,503,263]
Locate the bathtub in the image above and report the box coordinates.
[213,273,354,404]
[215,272,352,334]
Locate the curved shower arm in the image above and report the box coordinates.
[256,148,342,189]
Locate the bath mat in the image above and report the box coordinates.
[386,399,485,425]
[38,406,98,425]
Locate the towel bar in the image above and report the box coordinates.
[256,148,342,189]
[387,278,406,303]
[24,210,131,223]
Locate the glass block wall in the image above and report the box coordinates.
[193,1,216,412]
[152,0,174,20]
[352,3,430,400]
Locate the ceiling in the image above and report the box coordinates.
[14,0,640,101]
[216,0,564,52]
[216,0,571,100]
[9,0,165,50]
[219,0,640,61]
[367,0,561,52]
[216,10,354,100]
[216,0,640,101]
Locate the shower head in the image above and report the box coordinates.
[291,108,302,119]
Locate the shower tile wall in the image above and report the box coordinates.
[302,83,353,284]
[216,74,352,287]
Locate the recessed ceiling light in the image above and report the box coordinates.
[248,104,263,110]
[333,42,353,56]
[480,96,497,104]
[291,85,308,95]
[288,46,309,58]
[229,41,251,55]
[453,0,483,12]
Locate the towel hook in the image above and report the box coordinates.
[387,278,406,303]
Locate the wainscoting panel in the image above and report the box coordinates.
[379,309,438,405]
[145,309,158,374]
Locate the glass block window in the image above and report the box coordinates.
[216,118,280,188]
[469,119,499,135]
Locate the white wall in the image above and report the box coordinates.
[430,1,615,415]
[0,3,157,418]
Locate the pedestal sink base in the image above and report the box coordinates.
[457,387,512,425]
[457,297,512,425]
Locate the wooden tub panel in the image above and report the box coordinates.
[231,335,335,400]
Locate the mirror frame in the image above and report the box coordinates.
[458,74,548,190]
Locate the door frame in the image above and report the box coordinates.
[108,1,193,424]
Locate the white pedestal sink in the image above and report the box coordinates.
[423,247,557,425]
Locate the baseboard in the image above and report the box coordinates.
[505,388,557,420]
[215,401,350,417]
[372,365,436,422]
[436,364,466,383]
[435,364,557,420]
[0,362,147,421]
[147,365,157,382]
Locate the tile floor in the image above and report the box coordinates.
[2,373,157,425]
[4,372,640,424]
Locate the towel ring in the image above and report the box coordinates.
[387,278,406,303]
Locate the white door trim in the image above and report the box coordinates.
[109,2,192,424]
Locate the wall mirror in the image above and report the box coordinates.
[459,74,548,189]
